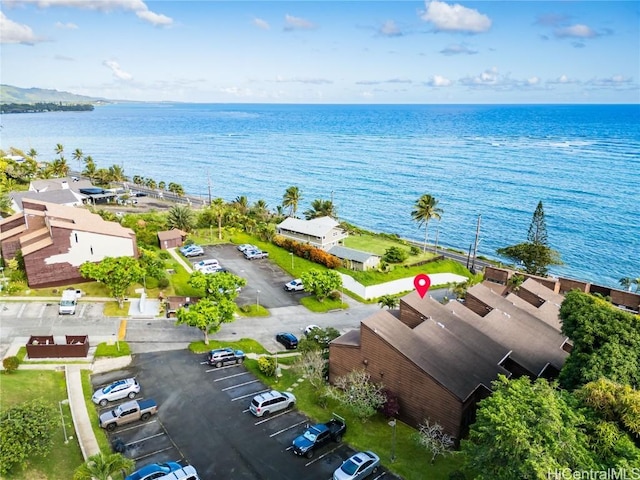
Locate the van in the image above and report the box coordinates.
[59,289,78,315]
[193,258,219,271]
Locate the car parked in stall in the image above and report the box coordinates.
[183,246,205,257]
[126,461,183,480]
[333,451,380,480]
[92,378,140,407]
[207,347,246,367]
[249,390,296,417]
[284,279,304,292]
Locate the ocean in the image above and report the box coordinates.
[1,103,638,289]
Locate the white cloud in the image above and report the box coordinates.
[284,14,315,31]
[55,21,78,29]
[135,9,172,27]
[252,17,270,30]
[14,0,173,26]
[527,76,540,86]
[426,75,453,87]
[0,11,40,44]
[586,75,633,87]
[103,60,133,81]
[379,20,402,37]
[440,43,477,55]
[554,24,597,38]
[420,0,491,33]
[275,76,332,85]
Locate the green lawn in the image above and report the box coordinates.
[0,370,84,480]
[343,258,473,286]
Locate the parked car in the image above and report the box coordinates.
[292,414,346,458]
[333,451,380,480]
[183,246,204,257]
[126,462,183,480]
[276,332,298,349]
[92,378,140,407]
[179,244,200,254]
[249,390,296,417]
[284,279,304,292]
[207,347,246,367]
[193,258,219,271]
[201,265,227,274]
[99,399,158,431]
[304,324,321,337]
[244,249,269,260]
[156,465,200,480]
[237,244,257,253]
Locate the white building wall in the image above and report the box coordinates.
[45,230,135,266]
[339,272,468,300]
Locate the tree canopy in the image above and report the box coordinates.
[462,375,598,479]
[301,269,342,301]
[411,194,443,253]
[559,290,640,390]
[496,201,562,276]
[175,271,247,344]
[79,256,145,308]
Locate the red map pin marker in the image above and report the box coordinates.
[414,274,431,299]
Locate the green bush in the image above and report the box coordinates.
[383,246,409,263]
[2,356,20,373]
[257,356,276,377]
[157,276,170,288]
[410,245,421,256]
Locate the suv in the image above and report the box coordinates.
[284,279,304,292]
[249,390,296,417]
[183,246,204,257]
[92,378,140,407]
[276,332,298,350]
[207,347,246,368]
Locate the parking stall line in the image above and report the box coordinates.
[221,379,260,391]
[205,364,243,373]
[125,432,165,447]
[17,304,26,318]
[232,388,270,402]
[304,444,342,467]
[214,371,251,382]
[132,446,174,462]
[38,304,47,317]
[268,420,307,437]
[78,304,87,317]
[115,419,158,433]
[254,409,297,426]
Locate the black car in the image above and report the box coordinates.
[276,332,298,350]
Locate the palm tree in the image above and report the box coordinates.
[232,195,249,215]
[619,277,633,291]
[54,143,64,157]
[47,157,69,177]
[72,148,83,172]
[132,175,143,186]
[168,182,184,197]
[83,156,97,180]
[209,198,227,239]
[27,148,38,160]
[378,295,399,309]
[304,199,336,219]
[282,186,302,217]
[251,199,269,222]
[411,194,443,253]
[145,178,157,190]
[73,452,134,480]
[167,205,195,232]
[108,164,127,182]
[158,181,166,191]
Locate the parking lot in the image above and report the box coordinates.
[92,349,398,480]
[186,244,310,309]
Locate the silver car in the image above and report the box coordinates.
[249,390,296,417]
[333,451,380,480]
[92,378,140,406]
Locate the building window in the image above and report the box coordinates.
[90,247,93,255]
[75,233,78,243]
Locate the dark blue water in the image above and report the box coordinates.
[1,103,639,289]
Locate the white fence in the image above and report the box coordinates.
[339,272,467,300]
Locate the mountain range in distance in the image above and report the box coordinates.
[0,84,109,105]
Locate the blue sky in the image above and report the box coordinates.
[1,0,638,103]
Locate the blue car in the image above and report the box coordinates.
[126,462,183,480]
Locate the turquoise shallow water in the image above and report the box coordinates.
[1,103,639,288]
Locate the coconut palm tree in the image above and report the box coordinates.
[108,164,127,182]
[54,143,64,157]
[83,155,97,180]
[72,148,83,172]
[378,295,399,309]
[251,199,269,222]
[619,277,633,291]
[304,199,336,219]
[168,182,184,197]
[167,204,195,232]
[282,186,302,217]
[209,198,227,239]
[231,195,249,215]
[27,148,38,160]
[158,181,166,191]
[411,194,443,253]
[145,177,157,190]
[73,452,134,480]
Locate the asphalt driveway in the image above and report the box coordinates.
[191,244,309,309]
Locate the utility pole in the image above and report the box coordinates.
[207,170,212,205]
[471,214,481,272]
[466,244,472,270]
